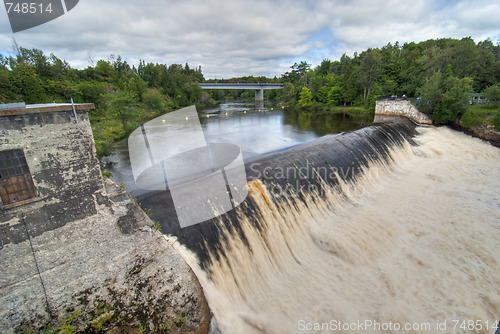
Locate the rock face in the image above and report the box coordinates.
[0,104,210,333]
[375,99,432,125]
[1,180,210,333]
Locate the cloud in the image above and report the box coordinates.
[318,0,500,59]
[1,0,499,78]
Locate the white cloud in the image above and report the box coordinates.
[1,0,499,77]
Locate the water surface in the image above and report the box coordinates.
[103,101,373,194]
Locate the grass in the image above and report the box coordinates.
[460,105,500,130]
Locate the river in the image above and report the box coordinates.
[104,101,500,334]
[102,101,372,197]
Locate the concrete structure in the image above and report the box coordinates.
[199,83,283,104]
[375,99,432,125]
[0,103,210,333]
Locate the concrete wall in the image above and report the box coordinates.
[0,104,210,333]
[0,104,103,245]
[375,99,432,125]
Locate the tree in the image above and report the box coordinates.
[341,62,359,106]
[438,76,472,124]
[282,82,296,103]
[418,71,472,124]
[484,84,500,106]
[95,60,115,79]
[357,49,382,101]
[327,85,342,106]
[106,90,138,130]
[417,71,442,115]
[298,86,313,108]
[76,80,108,107]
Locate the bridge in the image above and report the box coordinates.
[199,83,283,104]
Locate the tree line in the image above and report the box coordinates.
[0,45,207,156]
[1,37,499,156]
[280,37,500,125]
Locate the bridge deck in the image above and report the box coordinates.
[199,83,283,90]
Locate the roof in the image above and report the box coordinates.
[0,103,95,116]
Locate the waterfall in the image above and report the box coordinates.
[140,119,500,333]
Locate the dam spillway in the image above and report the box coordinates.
[132,111,500,334]
[137,117,418,267]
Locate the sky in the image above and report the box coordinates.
[1,0,500,78]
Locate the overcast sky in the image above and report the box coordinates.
[1,0,500,78]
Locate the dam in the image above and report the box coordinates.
[104,102,500,333]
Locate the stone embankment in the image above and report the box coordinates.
[375,99,432,125]
[1,178,210,333]
[375,99,500,148]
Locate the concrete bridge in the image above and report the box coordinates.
[199,83,283,104]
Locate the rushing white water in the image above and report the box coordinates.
[172,126,500,334]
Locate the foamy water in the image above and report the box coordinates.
[171,126,500,334]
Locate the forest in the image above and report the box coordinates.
[0,45,206,156]
[279,37,500,127]
[1,37,500,157]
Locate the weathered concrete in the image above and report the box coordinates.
[375,99,432,125]
[0,104,210,333]
[254,89,264,103]
[0,104,102,245]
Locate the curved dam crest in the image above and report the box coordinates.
[137,118,418,268]
[137,114,500,333]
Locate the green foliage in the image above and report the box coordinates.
[280,37,500,118]
[102,171,113,178]
[461,105,500,128]
[76,80,108,108]
[175,316,185,328]
[493,110,500,130]
[298,87,313,108]
[160,321,171,331]
[154,220,161,231]
[484,84,500,106]
[417,71,442,115]
[460,108,483,127]
[417,71,473,124]
[0,46,206,158]
[91,311,114,331]
[52,310,80,334]
[437,76,473,123]
[104,90,139,131]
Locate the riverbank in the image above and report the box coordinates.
[449,123,500,148]
[453,105,500,148]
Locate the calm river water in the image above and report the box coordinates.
[102,101,373,194]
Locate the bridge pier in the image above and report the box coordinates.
[199,83,282,108]
[255,89,264,103]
